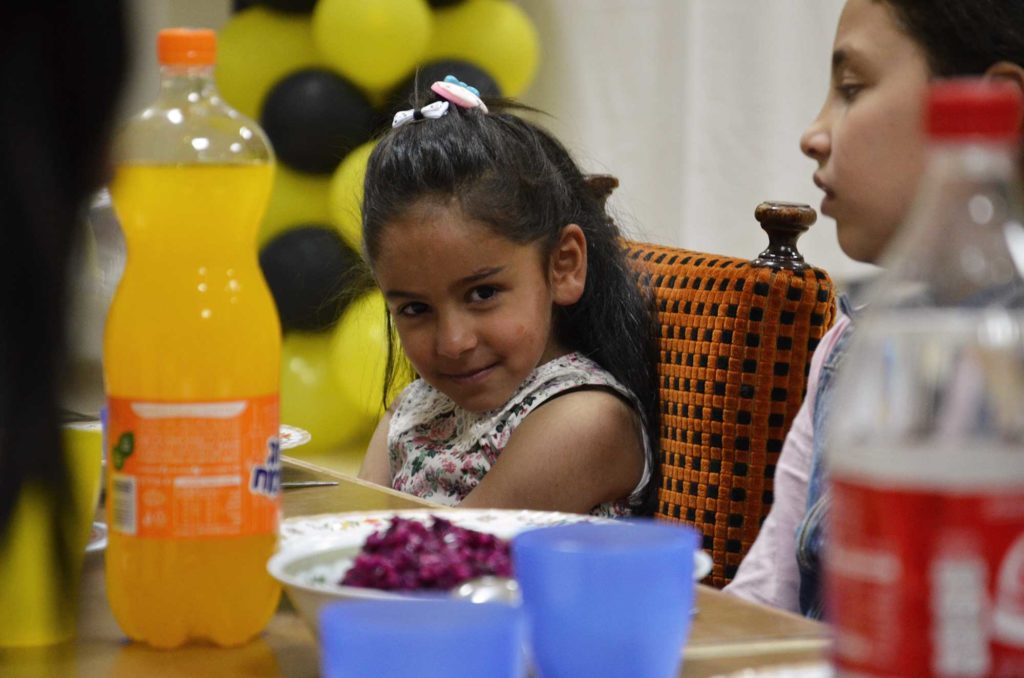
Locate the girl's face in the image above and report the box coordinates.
[373,200,569,413]
[800,0,932,264]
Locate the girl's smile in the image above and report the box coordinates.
[441,363,498,384]
[373,199,572,413]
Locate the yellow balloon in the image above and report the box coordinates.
[217,7,323,120]
[281,331,375,455]
[426,0,539,97]
[312,0,432,93]
[259,165,332,247]
[327,141,376,250]
[330,291,394,422]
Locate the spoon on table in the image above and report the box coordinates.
[280,480,340,489]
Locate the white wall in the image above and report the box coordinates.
[518,0,874,284]
[118,0,232,121]
[118,0,874,284]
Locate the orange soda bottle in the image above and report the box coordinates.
[103,28,281,648]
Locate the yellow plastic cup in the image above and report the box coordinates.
[0,422,103,647]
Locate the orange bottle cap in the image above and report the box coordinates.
[157,28,216,66]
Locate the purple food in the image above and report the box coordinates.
[340,516,513,591]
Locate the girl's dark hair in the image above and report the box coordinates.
[362,99,661,514]
[879,0,1024,76]
[0,3,127,570]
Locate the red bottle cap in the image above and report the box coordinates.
[927,79,1023,141]
[157,28,216,67]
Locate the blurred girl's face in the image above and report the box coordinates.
[800,0,932,264]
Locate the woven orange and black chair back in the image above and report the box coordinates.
[626,202,836,588]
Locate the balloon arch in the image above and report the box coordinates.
[218,0,540,469]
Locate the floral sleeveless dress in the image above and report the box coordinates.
[387,352,650,517]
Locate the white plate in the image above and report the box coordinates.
[278,509,713,580]
[722,664,832,678]
[86,521,108,553]
[279,425,311,450]
[271,509,713,631]
[278,508,605,546]
[694,549,712,580]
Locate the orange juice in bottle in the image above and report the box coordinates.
[103,29,280,648]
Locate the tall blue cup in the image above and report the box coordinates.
[319,599,525,678]
[512,520,699,678]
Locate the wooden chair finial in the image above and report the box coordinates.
[583,174,620,206]
[751,201,817,271]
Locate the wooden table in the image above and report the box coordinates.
[0,457,830,677]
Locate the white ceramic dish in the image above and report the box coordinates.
[270,508,714,631]
[696,550,713,579]
[86,521,108,554]
[279,424,311,450]
[723,664,832,677]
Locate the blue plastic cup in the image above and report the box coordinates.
[319,599,525,678]
[512,520,699,678]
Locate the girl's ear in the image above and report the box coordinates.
[985,62,1024,125]
[549,223,587,306]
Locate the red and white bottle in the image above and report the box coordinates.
[826,79,1024,677]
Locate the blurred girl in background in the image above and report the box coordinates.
[726,0,1024,618]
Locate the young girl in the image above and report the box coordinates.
[356,78,660,517]
[726,0,1024,617]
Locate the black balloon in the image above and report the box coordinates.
[258,0,318,12]
[380,59,502,131]
[259,226,371,333]
[260,68,376,175]
[232,0,258,11]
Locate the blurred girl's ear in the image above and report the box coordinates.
[985,61,1024,113]
[549,223,587,306]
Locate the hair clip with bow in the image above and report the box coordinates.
[431,75,489,112]
[392,100,450,128]
[392,75,489,128]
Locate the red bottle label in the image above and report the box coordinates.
[829,478,1024,677]
[106,395,280,539]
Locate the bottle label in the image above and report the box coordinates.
[106,395,280,539]
[829,478,1024,677]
